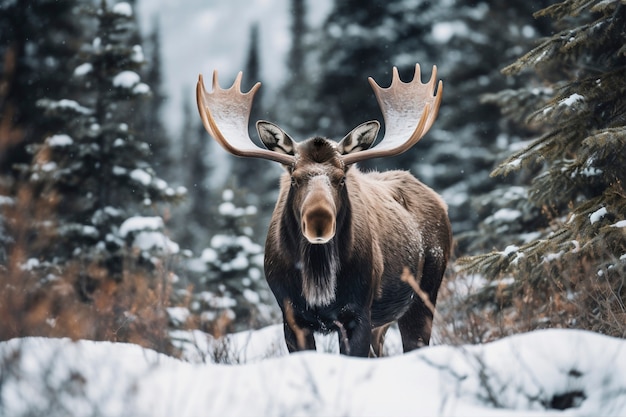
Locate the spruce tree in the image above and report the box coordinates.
[186,188,276,333]
[172,94,215,251]
[0,0,83,174]
[272,0,320,138]
[459,0,626,337]
[23,0,183,288]
[137,18,172,178]
[231,23,275,210]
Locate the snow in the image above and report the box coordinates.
[432,21,468,43]
[132,231,180,254]
[505,157,522,169]
[167,306,190,325]
[40,162,57,172]
[20,258,40,271]
[611,220,626,228]
[559,93,584,107]
[46,134,73,147]
[589,207,607,224]
[119,216,164,237]
[42,99,92,115]
[1,328,625,416]
[502,245,519,256]
[131,45,144,63]
[112,2,133,17]
[73,63,93,77]
[488,208,522,223]
[132,82,151,95]
[130,168,152,185]
[117,216,178,254]
[112,70,141,88]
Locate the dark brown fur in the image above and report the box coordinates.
[264,137,452,357]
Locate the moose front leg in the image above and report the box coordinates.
[283,318,316,353]
[337,310,371,357]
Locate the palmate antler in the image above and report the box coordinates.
[196,64,443,165]
[196,72,294,165]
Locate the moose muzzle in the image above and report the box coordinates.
[301,177,337,244]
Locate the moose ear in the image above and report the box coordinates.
[337,121,380,155]
[256,120,296,156]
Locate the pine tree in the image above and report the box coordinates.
[172,93,215,251]
[231,23,273,205]
[314,0,395,142]
[186,188,276,333]
[137,18,172,178]
[22,0,184,288]
[0,0,83,174]
[459,0,626,337]
[272,0,320,137]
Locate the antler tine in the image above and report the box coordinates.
[342,64,443,165]
[196,71,295,165]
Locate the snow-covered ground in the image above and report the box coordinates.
[1,326,625,416]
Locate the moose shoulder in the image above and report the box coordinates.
[196,65,452,357]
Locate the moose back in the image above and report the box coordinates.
[196,64,452,357]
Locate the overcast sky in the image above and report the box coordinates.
[137,0,331,136]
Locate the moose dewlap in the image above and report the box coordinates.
[196,64,452,357]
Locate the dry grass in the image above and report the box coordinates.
[0,179,176,355]
[435,252,626,346]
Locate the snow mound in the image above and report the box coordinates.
[1,329,625,416]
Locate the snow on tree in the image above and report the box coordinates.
[169,96,215,251]
[0,1,185,351]
[0,0,84,174]
[182,188,277,334]
[19,0,184,280]
[458,0,626,338]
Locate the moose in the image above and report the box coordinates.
[196,64,452,357]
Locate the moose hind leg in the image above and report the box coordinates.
[397,298,433,352]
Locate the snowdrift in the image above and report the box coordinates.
[1,328,625,417]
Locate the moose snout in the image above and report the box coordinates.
[302,206,336,244]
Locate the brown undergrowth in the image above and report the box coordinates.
[436,250,625,345]
[0,180,176,355]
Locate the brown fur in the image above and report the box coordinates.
[264,138,452,357]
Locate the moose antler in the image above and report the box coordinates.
[196,71,295,165]
[196,64,442,166]
[341,64,443,165]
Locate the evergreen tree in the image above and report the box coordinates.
[137,18,172,178]
[459,0,626,337]
[22,0,184,288]
[0,0,83,174]
[272,0,320,137]
[313,0,395,142]
[172,92,214,251]
[185,188,276,333]
[231,23,272,204]
[231,23,281,237]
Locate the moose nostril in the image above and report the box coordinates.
[303,207,335,243]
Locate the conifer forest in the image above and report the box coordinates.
[0,0,625,415]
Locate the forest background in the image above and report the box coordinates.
[0,0,624,356]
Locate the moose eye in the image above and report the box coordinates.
[290,176,298,187]
[340,176,346,187]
